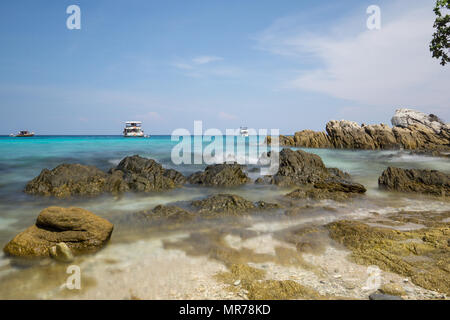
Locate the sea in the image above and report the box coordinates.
[0,135,449,299]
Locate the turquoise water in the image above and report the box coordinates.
[0,135,449,298]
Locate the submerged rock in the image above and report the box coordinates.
[188,163,250,187]
[25,164,109,198]
[191,194,256,216]
[326,219,450,294]
[3,207,114,258]
[378,167,449,196]
[190,194,280,217]
[138,205,195,224]
[369,293,403,300]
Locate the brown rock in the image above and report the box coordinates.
[188,163,250,187]
[378,167,449,196]
[3,207,114,258]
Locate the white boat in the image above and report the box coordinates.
[123,121,146,137]
[11,130,35,137]
[239,126,249,137]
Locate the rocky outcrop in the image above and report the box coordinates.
[257,149,366,200]
[268,109,449,152]
[378,167,449,196]
[188,163,250,187]
[391,108,449,134]
[110,155,186,192]
[269,130,332,148]
[25,155,186,198]
[3,207,114,258]
[268,149,330,186]
[25,164,109,198]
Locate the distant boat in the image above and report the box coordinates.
[240,126,249,137]
[12,130,35,137]
[123,121,147,138]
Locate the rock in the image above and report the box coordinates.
[25,164,109,198]
[269,149,330,186]
[3,207,114,258]
[379,283,406,296]
[369,293,403,300]
[112,155,186,192]
[49,242,74,263]
[391,108,449,134]
[263,148,366,200]
[254,201,282,210]
[268,109,449,152]
[25,155,186,198]
[188,163,250,187]
[138,205,195,224]
[378,167,449,196]
[191,194,255,216]
[326,219,450,294]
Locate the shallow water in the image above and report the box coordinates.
[0,135,449,299]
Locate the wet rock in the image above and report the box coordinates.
[3,207,114,258]
[379,283,406,296]
[188,163,250,187]
[191,194,255,216]
[49,242,74,263]
[269,149,330,187]
[139,205,195,223]
[369,293,403,300]
[25,155,186,198]
[254,201,282,210]
[326,219,450,294]
[285,188,352,201]
[378,167,449,196]
[25,164,109,198]
[112,155,186,192]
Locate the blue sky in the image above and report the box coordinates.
[0,0,448,134]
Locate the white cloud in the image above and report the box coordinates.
[256,0,450,117]
[192,56,223,65]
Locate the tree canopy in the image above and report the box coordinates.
[430,0,450,66]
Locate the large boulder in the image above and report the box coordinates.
[111,155,186,192]
[188,163,250,187]
[269,149,330,186]
[25,164,109,198]
[391,108,449,134]
[378,167,449,196]
[3,207,114,258]
[25,155,186,198]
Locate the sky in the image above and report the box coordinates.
[0,0,448,135]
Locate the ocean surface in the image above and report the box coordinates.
[0,135,449,299]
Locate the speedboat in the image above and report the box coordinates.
[123,121,146,137]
